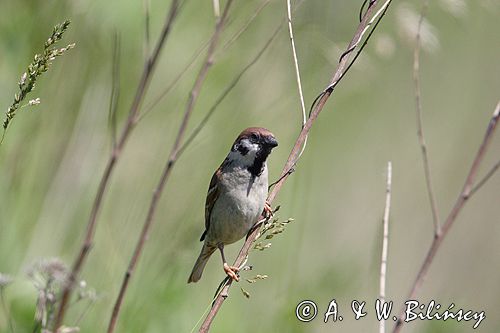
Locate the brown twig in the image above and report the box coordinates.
[392,100,500,333]
[413,0,441,235]
[108,32,121,149]
[143,0,152,60]
[140,0,272,121]
[178,0,309,158]
[379,161,392,333]
[54,1,181,328]
[469,158,500,196]
[178,22,281,157]
[106,2,234,332]
[178,0,310,157]
[221,0,271,52]
[141,39,209,119]
[198,1,394,331]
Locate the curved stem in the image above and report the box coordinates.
[198,1,394,331]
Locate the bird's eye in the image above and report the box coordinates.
[250,133,259,141]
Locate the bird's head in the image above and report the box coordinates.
[228,127,278,173]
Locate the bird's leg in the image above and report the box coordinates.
[218,244,239,281]
[263,200,274,219]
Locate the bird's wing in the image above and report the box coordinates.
[200,166,222,241]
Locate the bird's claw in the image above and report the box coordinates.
[223,263,240,282]
[263,201,274,219]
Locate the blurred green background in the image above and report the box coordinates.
[1,0,499,332]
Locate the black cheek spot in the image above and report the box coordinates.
[238,145,249,156]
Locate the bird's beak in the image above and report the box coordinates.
[265,136,278,148]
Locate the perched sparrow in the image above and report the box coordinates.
[188,127,278,283]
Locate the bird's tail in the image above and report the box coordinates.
[188,243,216,283]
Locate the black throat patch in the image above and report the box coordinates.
[248,147,271,177]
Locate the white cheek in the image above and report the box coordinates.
[228,139,259,165]
[243,141,259,156]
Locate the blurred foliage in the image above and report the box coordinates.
[0,0,499,332]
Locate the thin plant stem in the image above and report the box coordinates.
[286,0,308,159]
[198,1,394,331]
[54,1,181,328]
[470,158,500,196]
[141,0,272,121]
[106,2,234,332]
[212,0,220,19]
[413,0,441,235]
[140,39,210,120]
[74,299,96,327]
[221,0,271,52]
[108,32,120,149]
[143,0,151,60]
[379,161,392,333]
[392,101,500,333]
[189,279,230,333]
[177,22,281,157]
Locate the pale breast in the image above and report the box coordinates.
[207,165,268,245]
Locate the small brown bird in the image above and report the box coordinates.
[188,127,278,283]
